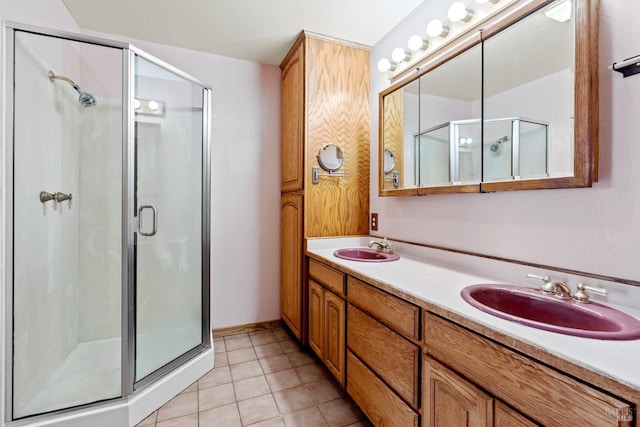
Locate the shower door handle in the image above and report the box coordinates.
[138,205,158,237]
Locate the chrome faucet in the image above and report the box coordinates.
[527,274,571,299]
[527,274,608,303]
[368,238,393,254]
[549,281,572,300]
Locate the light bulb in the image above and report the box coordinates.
[148,100,159,111]
[377,58,395,72]
[426,19,449,38]
[134,99,141,109]
[391,48,410,63]
[408,35,428,52]
[448,2,473,22]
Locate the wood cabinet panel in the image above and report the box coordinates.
[280,43,304,192]
[308,280,324,359]
[280,194,303,339]
[324,290,345,384]
[424,356,493,427]
[348,277,420,340]
[424,312,632,426]
[304,36,370,237]
[280,33,370,346]
[347,304,418,408]
[494,401,539,427]
[381,88,404,191]
[309,259,344,296]
[347,351,418,427]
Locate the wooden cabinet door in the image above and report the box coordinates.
[308,280,324,359]
[280,194,303,339]
[280,43,304,192]
[494,401,539,427]
[424,356,493,427]
[324,290,345,384]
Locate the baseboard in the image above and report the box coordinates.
[212,319,283,337]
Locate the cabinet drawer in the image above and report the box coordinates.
[347,304,419,408]
[347,277,419,340]
[346,351,418,427]
[424,312,632,426]
[309,259,344,296]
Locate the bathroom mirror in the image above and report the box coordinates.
[416,43,482,194]
[381,77,419,193]
[383,149,396,174]
[482,0,570,184]
[317,143,344,171]
[378,0,598,196]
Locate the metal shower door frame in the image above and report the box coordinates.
[126,46,212,392]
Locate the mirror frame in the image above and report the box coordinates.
[378,0,598,196]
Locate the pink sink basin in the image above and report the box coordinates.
[333,248,400,262]
[461,284,640,340]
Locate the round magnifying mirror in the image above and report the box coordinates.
[317,143,344,172]
[383,149,396,174]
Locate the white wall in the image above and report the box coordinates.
[370,0,640,282]
[1,0,281,335]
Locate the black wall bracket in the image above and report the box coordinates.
[611,55,640,78]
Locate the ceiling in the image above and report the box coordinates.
[61,0,423,66]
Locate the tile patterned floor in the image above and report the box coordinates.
[136,327,372,427]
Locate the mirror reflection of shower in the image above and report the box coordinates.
[489,135,509,152]
[48,70,97,107]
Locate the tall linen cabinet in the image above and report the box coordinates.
[280,31,370,342]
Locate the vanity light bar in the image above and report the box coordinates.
[378,0,509,78]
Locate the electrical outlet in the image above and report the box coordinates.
[371,213,378,231]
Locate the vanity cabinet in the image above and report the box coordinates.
[308,259,346,384]
[305,253,639,427]
[346,276,421,426]
[423,312,633,427]
[280,31,370,342]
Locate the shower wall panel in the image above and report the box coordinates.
[78,96,123,341]
[76,45,123,341]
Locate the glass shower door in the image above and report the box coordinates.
[134,55,206,382]
[11,31,123,418]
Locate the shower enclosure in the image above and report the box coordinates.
[1,22,212,425]
[414,117,549,186]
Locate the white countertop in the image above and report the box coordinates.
[306,237,640,391]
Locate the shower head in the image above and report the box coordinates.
[48,70,97,107]
[489,136,509,152]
